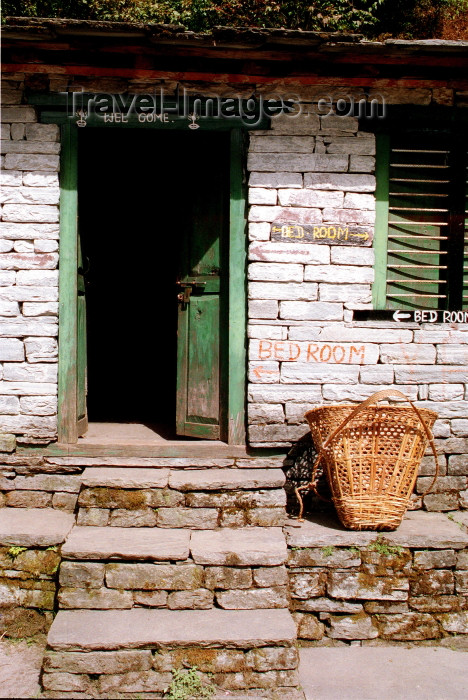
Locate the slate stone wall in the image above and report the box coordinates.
[1,88,60,446]
[286,530,468,644]
[0,543,60,637]
[41,644,301,697]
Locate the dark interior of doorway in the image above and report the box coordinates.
[78,128,228,437]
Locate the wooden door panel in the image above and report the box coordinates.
[186,295,220,424]
[76,292,88,436]
[176,134,227,438]
[177,291,221,438]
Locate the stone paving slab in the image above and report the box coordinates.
[190,527,287,566]
[81,468,170,488]
[62,527,190,561]
[168,468,285,491]
[285,511,468,549]
[47,608,296,651]
[299,647,468,700]
[0,508,75,547]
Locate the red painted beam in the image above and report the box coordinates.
[3,63,468,90]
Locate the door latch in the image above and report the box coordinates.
[177,286,192,304]
[176,281,206,307]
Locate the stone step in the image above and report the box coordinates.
[42,608,301,698]
[77,467,287,528]
[81,467,286,490]
[58,526,290,612]
[0,507,74,547]
[62,526,190,561]
[62,526,287,563]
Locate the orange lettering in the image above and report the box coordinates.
[288,343,301,361]
[350,345,366,363]
[258,340,272,359]
[307,343,319,362]
[274,342,285,360]
[320,344,332,362]
[333,345,346,363]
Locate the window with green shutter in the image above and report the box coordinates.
[373,127,468,311]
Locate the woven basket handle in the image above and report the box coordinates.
[296,389,439,521]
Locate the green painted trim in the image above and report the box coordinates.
[228,129,247,445]
[16,443,286,459]
[49,116,250,445]
[57,122,78,443]
[372,133,390,310]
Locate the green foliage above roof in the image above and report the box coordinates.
[2,0,468,38]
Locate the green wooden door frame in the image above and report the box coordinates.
[52,117,248,444]
[57,121,79,443]
[372,133,390,310]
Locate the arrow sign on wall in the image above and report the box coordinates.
[393,310,412,322]
[353,309,468,323]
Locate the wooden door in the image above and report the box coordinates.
[176,152,225,439]
[76,232,88,436]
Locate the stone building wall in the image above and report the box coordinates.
[0,76,467,511]
[1,82,60,445]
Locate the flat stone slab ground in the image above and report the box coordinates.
[47,608,296,650]
[0,508,74,546]
[299,647,468,700]
[0,637,46,698]
[190,527,288,565]
[286,511,468,549]
[62,526,191,560]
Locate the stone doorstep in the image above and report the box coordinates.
[285,511,468,550]
[80,467,285,490]
[61,527,191,561]
[190,528,287,566]
[61,526,288,566]
[47,608,297,650]
[0,507,74,547]
[82,468,170,489]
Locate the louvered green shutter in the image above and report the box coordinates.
[374,130,468,311]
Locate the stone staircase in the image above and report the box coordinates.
[41,464,303,698]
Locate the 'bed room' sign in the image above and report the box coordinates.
[270,223,373,246]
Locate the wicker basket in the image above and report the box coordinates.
[297,389,439,531]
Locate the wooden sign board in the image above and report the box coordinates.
[271,223,373,246]
[353,309,468,324]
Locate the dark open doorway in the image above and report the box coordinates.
[78,128,229,437]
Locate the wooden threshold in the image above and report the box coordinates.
[16,423,287,459]
[16,443,287,458]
